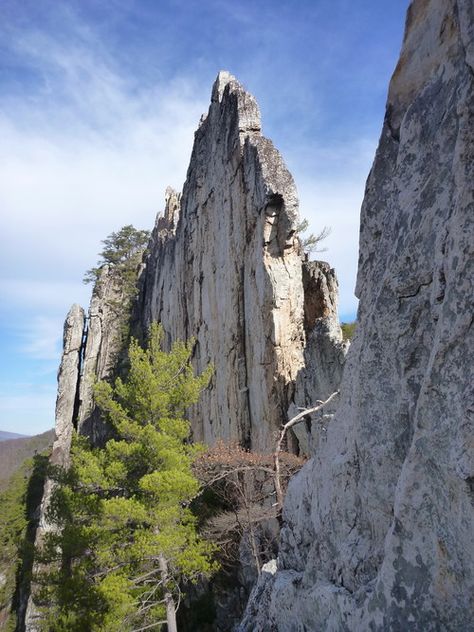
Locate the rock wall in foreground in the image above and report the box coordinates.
[240,0,474,629]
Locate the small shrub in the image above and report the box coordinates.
[341,321,356,341]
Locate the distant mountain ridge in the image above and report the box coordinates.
[0,430,29,441]
[0,429,54,490]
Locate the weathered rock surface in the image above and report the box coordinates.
[23,72,347,631]
[239,0,474,629]
[77,266,129,444]
[140,71,309,451]
[24,304,85,632]
[289,260,348,454]
[50,304,85,467]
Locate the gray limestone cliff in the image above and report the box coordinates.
[22,72,346,631]
[77,265,132,444]
[138,71,343,452]
[24,304,85,632]
[289,260,348,454]
[50,304,85,469]
[240,0,474,629]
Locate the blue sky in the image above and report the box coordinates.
[0,0,410,435]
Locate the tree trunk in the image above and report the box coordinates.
[158,553,177,632]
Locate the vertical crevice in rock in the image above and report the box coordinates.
[288,260,348,454]
[71,316,88,430]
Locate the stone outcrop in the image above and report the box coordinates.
[240,0,474,629]
[77,266,130,444]
[289,260,348,453]
[23,72,347,631]
[139,71,324,452]
[24,304,85,631]
[48,304,85,468]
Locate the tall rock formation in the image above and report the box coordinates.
[22,71,347,630]
[77,266,131,444]
[240,0,474,629]
[49,304,85,469]
[23,304,85,632]
[289,260,348,453]
[140,71,311,451]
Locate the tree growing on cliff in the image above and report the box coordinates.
[295,219,331,255]
[38,323,216,632]
[83,224,150,285]
[83,224,151,361]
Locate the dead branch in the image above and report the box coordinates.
[273,391,339,511]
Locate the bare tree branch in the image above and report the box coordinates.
[273,391,339,511]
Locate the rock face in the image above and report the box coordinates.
[140,71,310,451]
[24,304,85,632]
[77,266,130,445]
[50,304,85,467]
[22,72,347,631]
[289,260,347,453]
[240,0,474,629]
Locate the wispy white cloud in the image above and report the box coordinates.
[0,7,211,434]
[0,16,209,292]
[18,315,64,362]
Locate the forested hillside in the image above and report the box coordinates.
[0,431,54,491]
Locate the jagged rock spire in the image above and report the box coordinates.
[141,72,309,450]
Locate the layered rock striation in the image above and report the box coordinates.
[138,71,342,451]
[240,0,474,629]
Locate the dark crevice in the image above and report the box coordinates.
[384,104,401,143]
[72,316,88,430]
[239,263,252,450]
[398,278,433,301]
[466,477,474,506]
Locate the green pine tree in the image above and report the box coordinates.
[38,323,216,632]
[83,224,150,285]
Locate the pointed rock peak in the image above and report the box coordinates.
[157,186,181,233]
[211,70,237,102]
[209,70,261,134]
[165,185,178,197]
[63,304,85,347]
[67,303,85,319]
